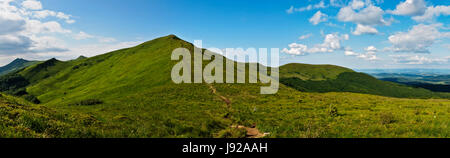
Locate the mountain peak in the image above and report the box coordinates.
[76,56,87,60]
[134,34,193,51]
[12,58,29,63]
[156,34,183,42]
[0,58,37,75]
[165,34,180,39]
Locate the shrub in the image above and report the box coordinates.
[328,105,339,117]
[23,95,41,104]
[12,88,28,96]
[70,99,103,106]
[216,128,247,138]
[19,114,48,133]
[380,112,397,125]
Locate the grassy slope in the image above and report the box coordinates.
[0,35,448,138]
[280,63,354,81]
[0,93,108,138]
[280,64,450,99]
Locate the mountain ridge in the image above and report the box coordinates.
[1,35,448,102]
[0,35,448,138]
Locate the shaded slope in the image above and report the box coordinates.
[19,58,72,84]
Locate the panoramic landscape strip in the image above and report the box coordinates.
[0,0,448,142]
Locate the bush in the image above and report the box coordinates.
[328,105,339,117]
[70,99,103,106]
[216,128,247,138]
[19,114,48,133]
[23,95,41,104]
[380,112,397,125]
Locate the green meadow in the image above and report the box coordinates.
[0,35,448,138]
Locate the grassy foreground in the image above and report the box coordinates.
[1,84,448,138]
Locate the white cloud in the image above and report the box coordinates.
[357,51,378,60]
[0,40,141,65]
[0,0,117,56]
[73,31,116,43]
[352,24,379,35]
[350,0,365,10]
[386,23,450,53]
[282,43,308,55]
[286,1,327,14]
[391,54,449,64]
[24,20,71,34]
[345,46,379,61]
[282,33,349,55]
[309,11,328,25]
[330,0,345,7]
[32,10,75,24]
[286,6,294,14]
[28,35,68,52]
[299,33,312,40]
[21,0,42,10]
[412,5,450,22]
[74,31,94,40]
[337,4,391,26]
[365,45,378,52]
[34,41,142,61]
[359,46,378,60]
[388,0,450,22]
[33,10,55,18]
[345,50,358,56]
[389,0,427,16]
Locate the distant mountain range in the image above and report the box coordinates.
[358,69,450,76]
[0,58,39,76]
[357,68,450,92]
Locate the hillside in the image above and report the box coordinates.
[0,35,448,138]
[280,63,354,81]
[0,58,39,76]
[0,93,106,138]
[280,64,450,99]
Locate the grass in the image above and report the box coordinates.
[0,35,448,138]
[0,93,107,138]
[280,72,450,99]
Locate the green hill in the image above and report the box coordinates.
[280,64,450,99]
[0,35,448,138]
[0,58,39,76]
[280,63,354,81]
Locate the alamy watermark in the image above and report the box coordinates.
[171,40,279,94]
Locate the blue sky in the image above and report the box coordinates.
[0,0,449,69]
